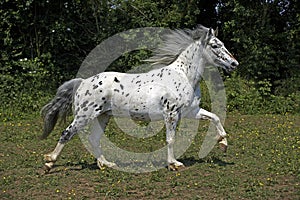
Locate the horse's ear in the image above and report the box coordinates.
[215,27,219,37]
[204,28,213,46]
[208,27,218,36]
[208,28,214,37]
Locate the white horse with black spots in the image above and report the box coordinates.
[41,25,238,172]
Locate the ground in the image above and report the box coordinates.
[1,113,299,199]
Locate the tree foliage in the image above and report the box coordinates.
[1,0,299,115]
[220,0,299,91]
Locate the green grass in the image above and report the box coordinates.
[1,113,299,199]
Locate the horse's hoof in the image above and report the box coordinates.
[97,160,117,169]
[105,162,117,168]
[45,162,54,171]
[38,163,52,175]
[219,143,227,153]
[37,166,49,176]
[97,162,116,169]
[217,137,228,153]
[168,163,185,171]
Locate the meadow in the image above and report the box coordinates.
[1,1,299,199]
[1,113,299,199]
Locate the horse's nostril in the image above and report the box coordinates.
[231,61,238,67]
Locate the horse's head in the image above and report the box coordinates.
[203,28,239,72]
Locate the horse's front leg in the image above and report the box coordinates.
[164,111,184,171]
[192,108,228,152]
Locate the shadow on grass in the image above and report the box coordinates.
[179,156,235,167]
[41,156,235,175]
[207,156,235,166]
[39,160,99,175]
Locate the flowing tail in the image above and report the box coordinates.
[40,78,83,139]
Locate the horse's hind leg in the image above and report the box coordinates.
[43,141,65,170]
[43,117,90,172]
[86,114,116,168]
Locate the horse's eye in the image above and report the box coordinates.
[211,44,218,48]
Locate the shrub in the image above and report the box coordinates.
[224,73,300,114]
[0,55,56,121]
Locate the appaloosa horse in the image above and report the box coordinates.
[41,25,238,172]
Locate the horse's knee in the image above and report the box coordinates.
[210,113,220,124]
[166,136,175,145]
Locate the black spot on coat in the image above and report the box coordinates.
[114,77,120,83]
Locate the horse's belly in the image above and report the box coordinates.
[109,85,165,121]
[107,107,164,121]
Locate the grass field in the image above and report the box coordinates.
[1,113,299,199]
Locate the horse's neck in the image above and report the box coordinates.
[173,42,204,88]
